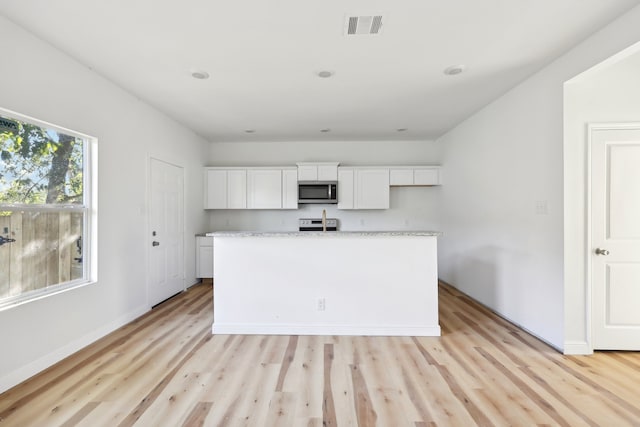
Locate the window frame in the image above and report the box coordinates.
[0,107,97,311]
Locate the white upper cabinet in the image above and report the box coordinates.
[390,166,441,186]
[389,168,414,185]
[355,168,390,209]
[206,164,439,210]
[296,162,339,181]
[227,170,248,208]
[247,169,283,209]
[337,168,354,209]
[338,167,389,210]
[205,169,227,209]
[206,167,298,210]
[247,167,298,209]
[281,168,299,209]
[205,168,247,209]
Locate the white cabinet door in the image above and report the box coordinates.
[205,169,228,209]
[337,168,354,209]
[282,168,299,209]
[414,168,440,185]
[356,168,389,209]
[247,169,282,209]
[297,165,318,181]
[227,170,247,209]
[205,169,246,209]
[297,163,339,181]
[338,168,389,209]
[389,169,414,185]
[390,167,441,186]
[318,165,338,181]
[196,236,213,278]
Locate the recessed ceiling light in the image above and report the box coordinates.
[244,129,256,133]
[191,70,210,79]
[396,128,408,132]
[320,128,331,133]
[443,65,465,76]
[317,70,334,78]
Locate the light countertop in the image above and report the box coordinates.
[205,230,442,237]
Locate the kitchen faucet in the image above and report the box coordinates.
[322,209,327,232]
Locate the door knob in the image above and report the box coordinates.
[595,248,609,256]
[152,241,160,247]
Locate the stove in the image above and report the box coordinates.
[298,218,338,231]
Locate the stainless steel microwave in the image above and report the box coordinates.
[298,181,338,204]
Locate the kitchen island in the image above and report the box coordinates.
[208,231,441,336]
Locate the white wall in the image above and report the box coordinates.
[208,141,443,232]
[0,16,209,391]
[437,5,640,352]
[563,43,640,351]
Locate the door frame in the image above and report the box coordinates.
[146,156,186,308]
[586,122,640,352]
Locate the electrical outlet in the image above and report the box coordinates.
[317,298,326,311]
[360,218,365,226]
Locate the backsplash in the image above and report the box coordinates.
[207,186,441,232]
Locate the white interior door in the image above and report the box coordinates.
[149,158,184,306]
[591,126,640,350]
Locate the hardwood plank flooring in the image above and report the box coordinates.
[2,282,640,426]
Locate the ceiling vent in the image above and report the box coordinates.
[345,15,383,35]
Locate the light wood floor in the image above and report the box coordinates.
[2,283,640,426]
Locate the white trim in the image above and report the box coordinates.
[563,341,593,355]
[0,106,96,141]
[586,123,640,353]
[212,323,441,336]
[0,304,148,393]
[0,107,98,309]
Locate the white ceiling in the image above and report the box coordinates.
[1,0,639,143]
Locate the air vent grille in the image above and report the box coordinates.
[346,15,384,35]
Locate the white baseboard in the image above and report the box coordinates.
[563,341,593,355]
[0,304,148,393]
[212,323,441,337]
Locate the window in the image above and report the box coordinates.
[0,108,95,310]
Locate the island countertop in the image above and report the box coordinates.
[206,230,442,237]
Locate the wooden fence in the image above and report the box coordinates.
[0,211,83,299]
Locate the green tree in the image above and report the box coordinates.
[0,117,83,204]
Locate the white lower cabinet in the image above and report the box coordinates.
[196,236,213,278]
[338,167,389,209]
